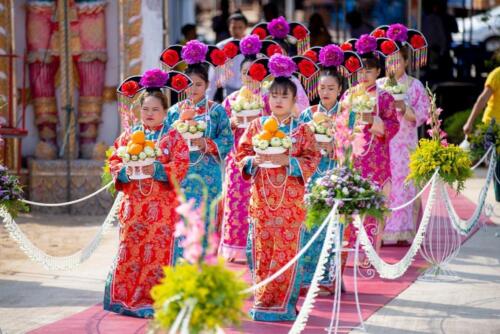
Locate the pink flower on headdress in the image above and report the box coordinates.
[319,44,344,68]
[181,40,208,65]
[355,34,377,55]
[139,68,169,88]
[387,23,408,43]
[240,34,262,56]
[269,54,297,78]
[268,16,290,39]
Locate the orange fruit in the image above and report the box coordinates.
[258,130,274,141]
[263,117,279,133]
[180,108,195,121]
[131,130,145,144]
[144,140,155,149]
[275,130,286,139]
[127,143,143,155]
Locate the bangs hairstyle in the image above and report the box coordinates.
[185,63,210,83]
[227,13,248,26]
[361,54,381,69]
[140,90,169,109]
[319,69,342,86]
[269,76,297,97]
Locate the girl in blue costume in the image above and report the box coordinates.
[161,41,233,240]
[298,45,361,294]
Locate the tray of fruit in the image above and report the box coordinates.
[383,75,407,101]
[173,119,207,151]
[309,112,334,143]
[251,118,292,168]
[117,130,162,179]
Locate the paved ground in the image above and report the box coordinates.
[0,168,498,334]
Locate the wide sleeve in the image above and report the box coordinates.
[204,103,234,161]
[334,95,355,163]
[108,132,131,191]
[235,119,260,180]
[153,128,190,186]
[222,93,234,118]
[299,107,313,124]
[378,92,399,141]
[289,124,320,183]
[408,78,430,127]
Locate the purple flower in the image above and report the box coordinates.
[387,23,408,43]
[240,35,262,56]
[355,34,377,55]
[139,68,169,88]
[268,16,290,39]
[269,54,297,78]
[181,40,208,65]
[319,44,344,67]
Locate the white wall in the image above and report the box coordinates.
[15,0,120,158]
[141,0,164,72]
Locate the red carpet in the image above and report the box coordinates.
[29,190,484,334]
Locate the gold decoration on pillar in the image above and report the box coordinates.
[119,0,143,80]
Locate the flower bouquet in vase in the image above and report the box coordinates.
[252,118,292,168]
[116,130,162,180]
[351,91,376,125]
[383,74,407,101]
[231,88,264,129]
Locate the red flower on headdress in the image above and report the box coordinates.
[380,40,396,55]
[292,25,308,40]
[171,74,189,91]
[340,42,353,51]
[372,29,386,38]
[410,34,426,49]
[121,81,140,97]
[210,49,227,66]
[223,42,238,59]
[253,27,267,40]
[162,50,180,67]
[345,56,361,73]
[303,50,318,62]
[266,44,282,57]
[248,63,267,81]
[298,59,315,78]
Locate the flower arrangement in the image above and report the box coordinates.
[319,44,344,68]
[468,119,500,162]
[240,34,262,56]
[0,165,28,218]
[231,88,264,113]
[382,74,407,100]
[269,54,297,78]
[355,34,377,55]
[173,119,207,137]
[309,112,334,142]
[268,16,290,39]
[182,40,208,65]
[252,117,292,153]
[116,130,162,164]
[150,180,248,334]
[139,68,169,88]
[101,147,116,197]
[407,88,472,192]
[305,167,387,229]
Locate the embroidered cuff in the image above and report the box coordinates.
[152,161,168,182]
[244,157,257,176]
[289,157,303,178]
[117,166,130,183]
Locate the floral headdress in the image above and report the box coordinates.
[302,44,364,99]
[249,16,310,55]
[371,23,428,70]
[245,53,319,86]
[341,35,400,74]
[116,69,192,132]
[159,41,230,98]
[224,36,284,61]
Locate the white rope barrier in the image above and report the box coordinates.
[290,204,341,334]
[241,204,339,294]
[20,181,113,207]
[0,192,122,271]
[471,146,494,170]
[388,169,439,212]
[442,151,496,235]
[353,176,438,279]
